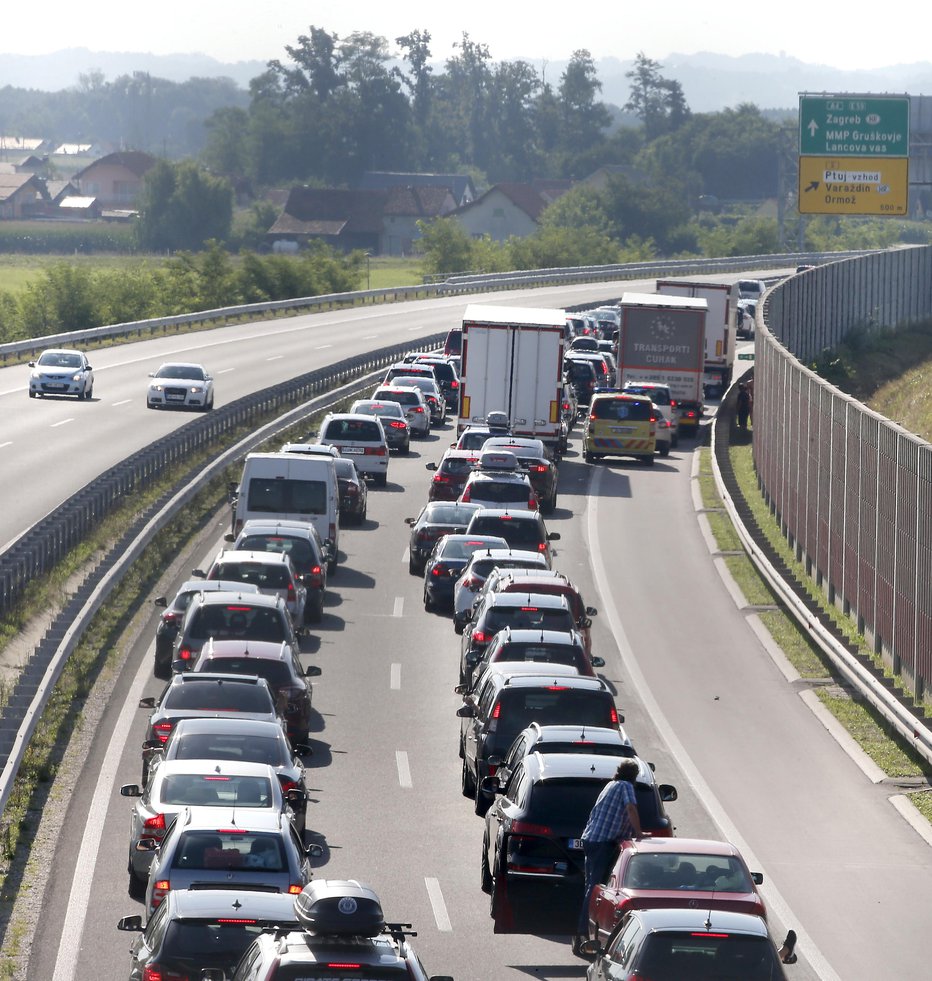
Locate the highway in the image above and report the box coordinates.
[3,280,930,980]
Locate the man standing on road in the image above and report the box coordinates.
[573,758,644,955]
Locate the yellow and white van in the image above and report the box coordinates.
[583,392,657,465]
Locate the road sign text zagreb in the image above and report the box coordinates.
[799,95,909,158]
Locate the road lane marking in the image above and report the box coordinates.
[393,597,404,617]
[407,325,424,331]
[425,877,452,931]
[266,355,284,361]
[402,547,410,564]
[217,367,236,374]
[362,334,378,340]
[316,344,333,350]
[0,441,12,449]
[396,751,412,788]
[111,399,132,407]
[390,663,401,690]
[51,419,74,428]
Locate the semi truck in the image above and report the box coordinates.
[616,292,708,428]
[654,278,738,397]
[457,304,566,454]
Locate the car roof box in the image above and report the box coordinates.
[294,880,385,936]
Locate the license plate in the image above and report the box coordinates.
[342,447,364,454]
[611,427,632,434]
[567,838,584,850]
[167,394,185,401]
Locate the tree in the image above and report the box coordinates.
[625,52,691,140]
[557,50,611,154]
[416,217,475,275]
[135,160,233,252]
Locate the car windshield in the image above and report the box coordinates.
[623,853,754,892]
[188,605,287,643]
[201,658,292,687]
[156,364,204,380]
[172,830,286,871]
[38,351,82,368]
[246,478,327,516]
[238,536,316,572]
[159,773,273,808]
[169,733,288,766]
[164,681,274,713]
[636,932,777,980]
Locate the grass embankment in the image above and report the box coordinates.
[700,319,932,825]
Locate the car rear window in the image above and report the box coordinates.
[173,830,285,871]
[246,478,327,516]
[160,773,273,808]
[238,536,317,573]
[470,481,529,504]
[201,658,291,687]
[536,740,632,758]
[165,920,288,960]
[623,853,753,892]
[637,933,777,979]
[492,642,582,668]
[375,389,419,407]
[188,605,287,643]
[468,517,544,550]
[591,398,652,421]
[169,734,287,766]
[323,418,383,441]
[441,457,477,476]
[484,608,575,634]
[211,563,291,589]
[496,688,615,738]
[524,779,604,825]
[459,431,494,451]
[165,681,275,714]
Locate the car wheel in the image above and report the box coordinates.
[408,555,420,576]
[375,473,388,487]
[461,757,476,797]
[85,384,93,400]
[305,597,323,625]
[28,390,36,398]
[401,441,410,455]
[644,454,655,466]
[659,444,670,457]
[153,652,172,680]
[327,556,338,575]
[424,586,434,612]
[480,835,493,893]
[127,865,147,900]
[474,780,490,816]
[545,492,557,514]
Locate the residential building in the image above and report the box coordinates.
[72,150,156,209]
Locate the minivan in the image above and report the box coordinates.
[232,453,339,572]
[584,392,657,465]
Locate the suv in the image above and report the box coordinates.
[583,907,791,980]
[471,627,604,686]
[483,437,558,513]
[481,753,677,935]
[227,880,453,981]
[456,662,621,814]
[464,508,560,566]
[195,549,307,627]
[371,385,431,438]
[226,519,328,624]
[391,374,446,425]
[426,449,481,502]
[117,888,301,980]
[622,382,680,450]
[412,356,460,408]
[452,547,551,631]
[173,590,299,670]
[317,413,389,486]
[191,637,319,745]
[153,580,260,679]
[458,450,538,512]
[350,399,410,453]
[405,501,482,575]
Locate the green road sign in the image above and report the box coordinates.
[799,95,909,157]
[737,352,755,360]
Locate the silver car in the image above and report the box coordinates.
[147,362,214,410]
[120,759,292,893]
[371,385,431,438]
[28,348,94,399]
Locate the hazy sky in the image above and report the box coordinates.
[4,1,927,71]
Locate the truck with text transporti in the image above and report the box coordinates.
[616,292,707,433]
[458,304,566,454]
[654,279,737,397]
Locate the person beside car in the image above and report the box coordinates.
[574,758,644,956]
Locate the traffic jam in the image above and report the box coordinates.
[110,288,798,980]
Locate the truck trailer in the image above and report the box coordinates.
[458,304,566,454]
[654,279,738,397]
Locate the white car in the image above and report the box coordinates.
[623,381,679,455]
[147,362,214,410]
[452,547,550,631]
[28,348,94,399]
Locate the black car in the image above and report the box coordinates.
[426,449,481,502]
[456,662,621,814]
[153,717,312,837]
[117,888,300,980]
[564,357,598,407]
[480,753,677,934]
[413,356,461,409]
[482,436,559,512]
[422,534,508,612]
[404,501,482,575]
[334,457,368,525]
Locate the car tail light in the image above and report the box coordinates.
[287,582,296,601]
[143,813,167,834]
[413,406,425,413]
[326,965,362,971]
[491,701,501,719]
[365,446,387,455]
[288,883,304,895]
[329,522,337,543]
[279,777,297,793]
[432,473,451,484]
[537,542,548,552]
[153,722,173,743]
[460,486,472,502]
[562,401,571,411]
[462,575,482,589]
[471,630,491,645]
[670,399,678,408]
[389,420,407,429]
[451,379,459,389]
[216,918,258,924]
[177,646,193,662]
[544,685,569,691]
[151,879,170,908]
[345,484,359,496]
[307,566,323,588]
[431,564,448,577]
[528,493,538,509]
[143,965,188,981]
[609,706,619,726]
[160,612,178,625]
[511,820,552,836]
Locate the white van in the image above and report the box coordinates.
[232,453,339,572]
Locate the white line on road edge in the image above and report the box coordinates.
[587,466,840,981]
[390,663,401,690]
[393,597,404,617]
[425,877,452,931]
[51,418,74,428]
[396,751,412,788]
[52,650,153,981]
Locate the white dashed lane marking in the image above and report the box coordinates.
[396,751,412,788]
[390,663,401,690]
[425,878,452,931]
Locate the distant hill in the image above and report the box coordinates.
[1,47,930,113]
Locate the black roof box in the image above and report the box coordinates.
[294,880,385,936]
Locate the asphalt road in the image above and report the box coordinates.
[10,277,932,980]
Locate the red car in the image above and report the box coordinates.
[425,448,480,502]
[587,837,767,946]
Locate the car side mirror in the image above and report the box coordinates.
[548,532,561,541]
[120,784,142,798]
[292,741,313,756]
[404,517,416,525]
[659,784,678,802]
[453,683,468,695]
[306,843,324,858]
[135,837,158,852]
[154,596,167,608]
[200,969,227,981]
[286,788,308,805]
[579,617,593,629]
[586,606,597,616]
[426,462,438,471]
[752,871,764,885]
[304,665,322,678]
[116,915,144,932]
[479,775,500,795]
[223,533,235,543]
[141,739,162,752]
[138,697,156,709]
[456,704,476,718]
[591,656,605,668]
[191,568,206,578]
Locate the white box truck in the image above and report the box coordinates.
[458,304,566,453]
[231,452,340,572]
[654,279,738,397]
[616,292,707,435]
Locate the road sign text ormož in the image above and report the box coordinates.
[799,95,909,158]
